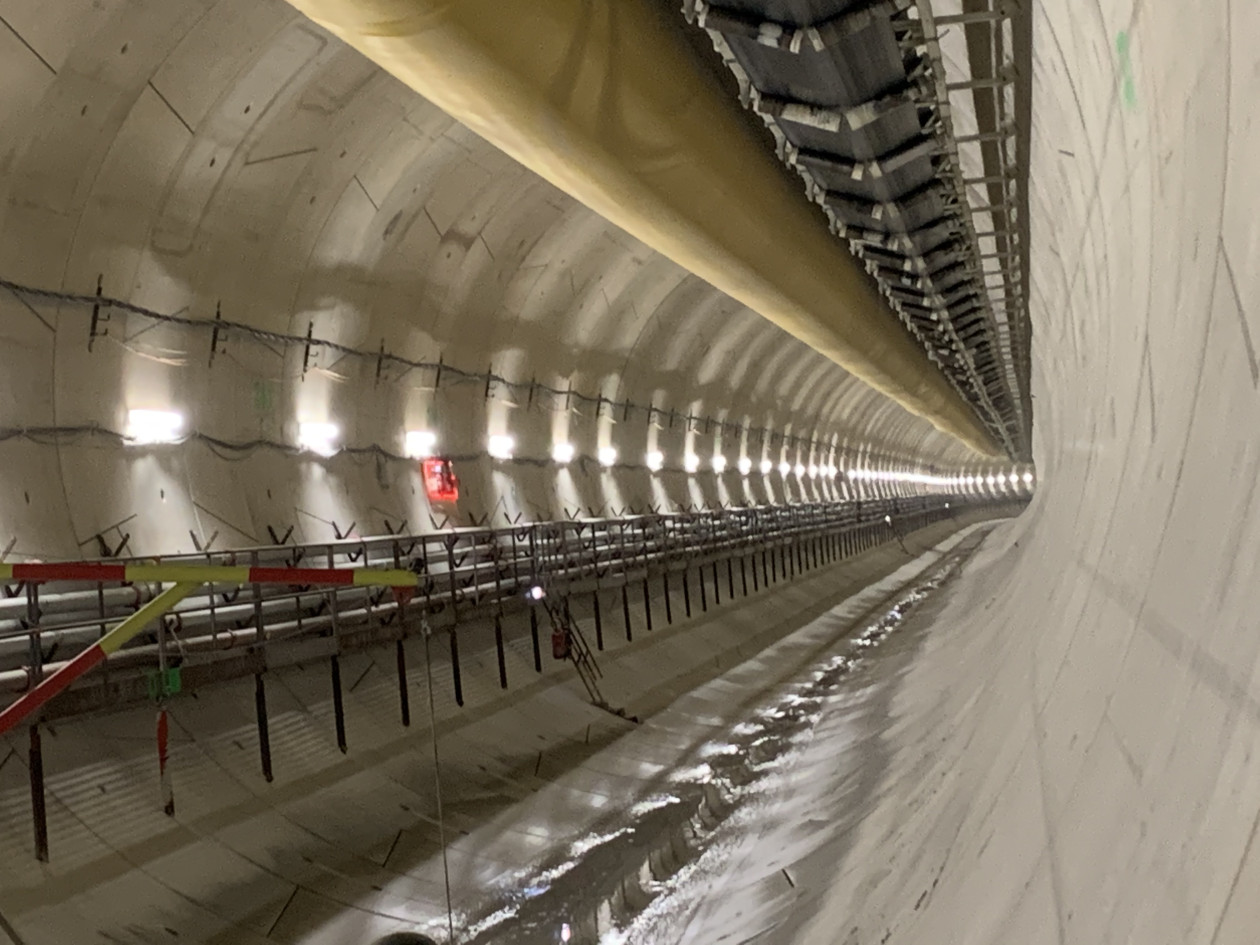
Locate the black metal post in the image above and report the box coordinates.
[594,591,605,650]
[330,656,347,753]
[494,615,508,689]
[396,640,411,727]
[621,584,632,642]
[255,675,273,782]
[663,572,673,624]
[29,725,48,862]
[642,579,652,634]
[530,608,542,672]
[450,629,464,706]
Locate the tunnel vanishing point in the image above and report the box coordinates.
[0,1,1257,944]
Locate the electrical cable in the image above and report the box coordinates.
[0,275,930,469]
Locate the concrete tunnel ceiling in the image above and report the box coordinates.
[7,0,1260,944]
[0,0,1018,558]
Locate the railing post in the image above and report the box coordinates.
[530,606,542,673]
[620,584,632,642]
[663,571,673,624]
[641,579,652,634]
[29,724,48,862]
[250,551,273,783]
[494,615,508,689]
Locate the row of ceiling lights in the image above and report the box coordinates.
[124,410,1034,488]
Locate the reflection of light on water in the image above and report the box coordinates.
[698,741,740,759]
[629,794,682,816]
[463,548,973,944]
[463,903,521,939]
[673,763,713,784]
[569,826,633,858]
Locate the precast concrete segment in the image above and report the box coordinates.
[0,583,198,737]
[282,0,1003,457]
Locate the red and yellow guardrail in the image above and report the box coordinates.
[0,562,417,736]
[0,562,417,587]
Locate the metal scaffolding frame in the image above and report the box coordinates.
[683,0,1033,460]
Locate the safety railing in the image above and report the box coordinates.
[0,495,1004,714]
[0,493,1025,861]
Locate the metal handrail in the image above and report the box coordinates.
[0,495,1011,707]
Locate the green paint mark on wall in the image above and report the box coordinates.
[253,379,275,412]
[1116,31,1138,110]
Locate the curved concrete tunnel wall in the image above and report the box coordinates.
[0,0,1025,562]
[776,2,1260,943]
[12,0,1259,943]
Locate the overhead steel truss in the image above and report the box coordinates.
[683,0,1032,460]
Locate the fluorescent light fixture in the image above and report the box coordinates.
[738,457,753,476]
[404,429,437,459]
[684,453,700,473]
[298,421,339,456]
[126,409,184,445]
[807,464,818,478]
[778,461,791,476]
[848,469,859,479]
[986,475,997,485]
[528,585,546,601]
[884,514,892,524]
[794,463,806,477]
[646,449,664,472]
[488,433,516,460]
[552,441,575,464]
[599,446,618,467]
[711,455,727,473]
[1023,471,1034,484]
[760,459,773,475]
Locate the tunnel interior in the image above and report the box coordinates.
[2,0,1259,943]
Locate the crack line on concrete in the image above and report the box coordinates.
[3,286,54,333]
[0,906,27,945]
[1209,795,1260,944]
[0,13,55,75]
[146,81,193,138]
[353,175,379,212]
[1217,237,1259,387]
[243,146,319,167]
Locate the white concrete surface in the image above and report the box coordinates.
[2,0,1257,943]
[0,0,1011,562]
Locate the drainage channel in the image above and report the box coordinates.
[445,527,991,945]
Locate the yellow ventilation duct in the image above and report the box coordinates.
[284,0,1002,456]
